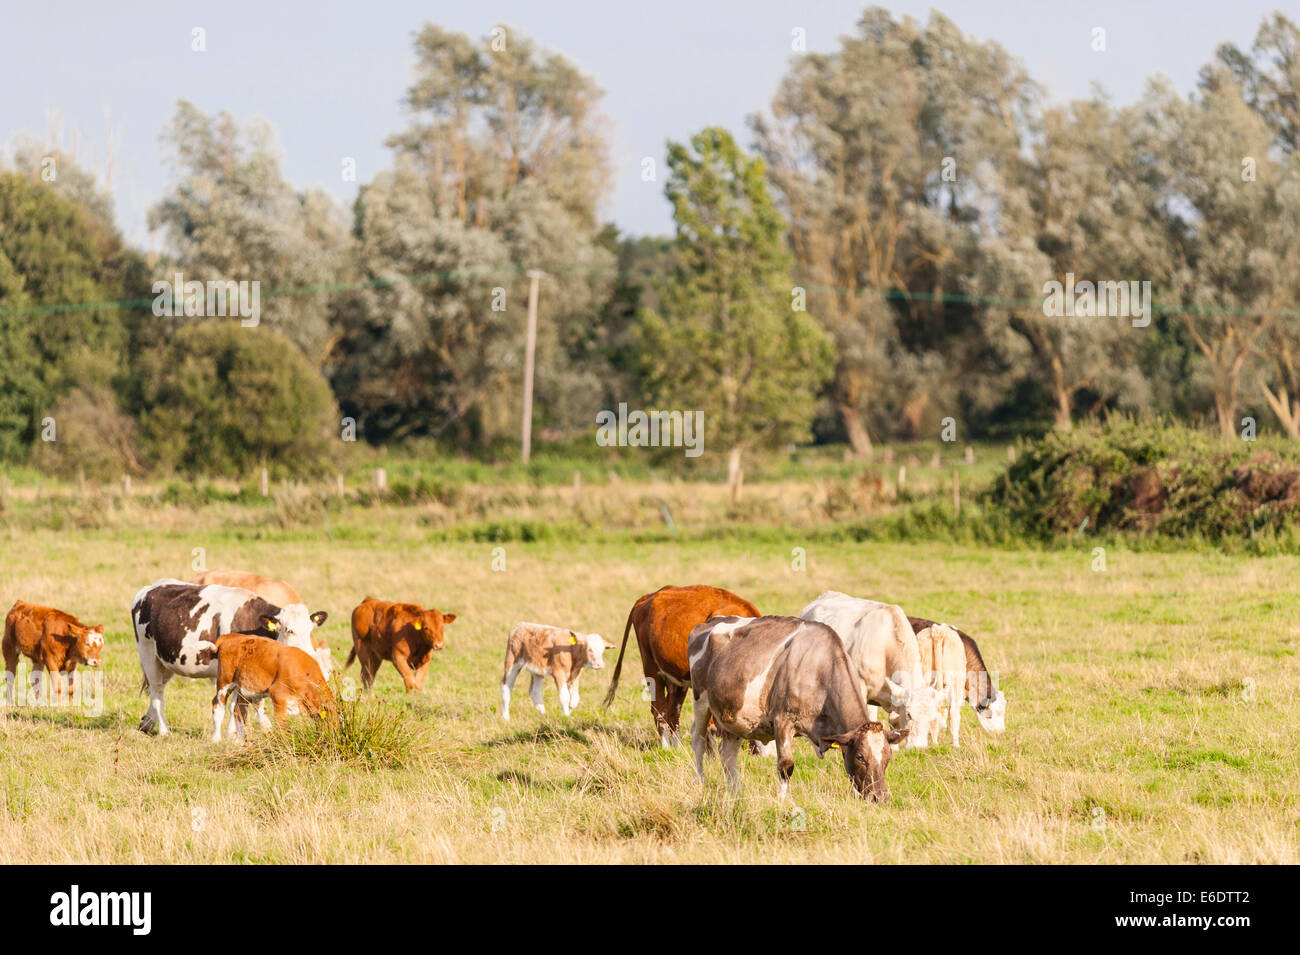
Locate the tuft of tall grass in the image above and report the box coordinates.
[215,692,431,770]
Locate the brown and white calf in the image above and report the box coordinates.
[500,623,612,719]
[909,615,1007,733]
[200,633,335,742]
[3,600,104,706]
[688,615,906,801]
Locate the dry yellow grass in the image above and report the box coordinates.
[0,503,1296,863]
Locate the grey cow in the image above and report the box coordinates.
[688,615,907,801]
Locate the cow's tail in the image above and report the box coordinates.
[345,645,357,669]
[601,602,640,709]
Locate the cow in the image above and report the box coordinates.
[914,623,966,747]
[192,569,333,678]
[500,623,612,720]
[909,615,1007,733]
[798,590,940,749]
[602,584,760,747]
[201,633,335,743]
[346,597,455,692]
[131,579,327,736]
[3,601,104,706]
[688,615,907,801]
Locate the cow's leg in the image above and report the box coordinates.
[136,642,173,736]
[412,661,430,691]
[567,677,580,712]
[211,686,228,743]
[645,666,672,748]
[358,648,379,691]
[391,653,419,693]
[229,694,247,742]
[529,674,546,714]
[255,698,272,731]
[690,692,713,783]
[949,686,962,748]
[557,679,571,717]
[773,717,796,800]
[1,637,17,706]
[28,664,45,706]
[501,659,524,721]
[663,683,687,747]
[720,733,744,794]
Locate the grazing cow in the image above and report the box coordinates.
[192,569,333,678]
[347,597,455,692]
[201,633,335,743]
[689,615,906,801]
[908,615,1007,733]
[499,623,612,719]
[131,579,326,736]
[3,601,104,706]
[603,584,760,747]
[914,623,966,747]
[798,591,940,749]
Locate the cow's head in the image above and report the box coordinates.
[836,721,906,802]
[261,604,328,657]
[66,624,105,667]
[976,689,1007,733]
[577,632,611,669]
[412,609,455,652]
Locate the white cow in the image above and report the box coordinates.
[798,590,941,749]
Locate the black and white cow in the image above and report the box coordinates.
[131,579,326,736]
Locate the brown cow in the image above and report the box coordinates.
[3,600,104,706]
[201,633,335,742]
[192,569,332,676]
[347,597,456,692]
[603,585,760,747]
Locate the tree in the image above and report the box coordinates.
[972,97,1162,430]
[148,101,348,364]
[0,171,127,461]
[752,8,1036,453]
[135,323,338,476]
[635,127,834,498]
[332,24,615,445]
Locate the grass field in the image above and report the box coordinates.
[1,502,1297,864]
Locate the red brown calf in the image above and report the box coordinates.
[603,584,760,747]
[347,597,456,692]
[202,633,335,742]
[3,600,104,706]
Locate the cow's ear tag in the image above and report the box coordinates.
[265,620,277,632]
[828,741,839,749]
[413,621,422,630]
[569,634,578,645]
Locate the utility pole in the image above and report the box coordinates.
[521,269,545,464]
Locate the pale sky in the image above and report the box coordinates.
[0,0,1285,246]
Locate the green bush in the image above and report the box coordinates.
[135,323,340,477]
[985,419,1300,542]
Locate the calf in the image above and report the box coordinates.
[689,615,906,801]
[799,591,940,749]
[500,623,612,719]
[3,601,104,706]
[602,584,761,747]
[193,569,333,678]
[201,633,335,743]
[915,623,966,747]
[131,579,326,736]
[909,615,1007,733]
[347,597,455,692]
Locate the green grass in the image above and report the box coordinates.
[0,505,1296,863]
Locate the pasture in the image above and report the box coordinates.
[0,498,1296,864]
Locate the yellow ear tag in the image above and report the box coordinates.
[569,635,578,645]
[829,742,839,749]
[413,621,422,630]
[266,620,277,632]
